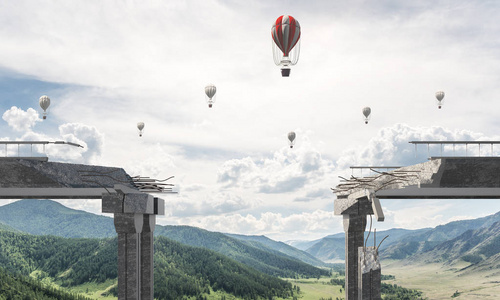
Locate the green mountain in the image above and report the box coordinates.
[155,225,329,278]
[304,236,345,263]
[381,211,500,260]
[291,212,500,262]
[0,266,91,300]
[0,230,294,299]
[409,220,500,269]
[0,199,116,238]
[224,233,328,267]
[0,221,19,232]
[0,200,328,278]
[301,228,430,263]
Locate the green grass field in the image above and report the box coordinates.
[69,279,117,299]
[287,277,344,300]
[383,260,500,299]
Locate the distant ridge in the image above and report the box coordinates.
[286,212,500,263]
[225,233,328,267]
[0,221,19,233]
[0,199,116,238]
[0,199,327,278]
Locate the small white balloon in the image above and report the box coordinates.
[435,91,445,109]
[288,131,296,148]
[362,107,371,124]
[137,122,145,137]
[39,95,51,119]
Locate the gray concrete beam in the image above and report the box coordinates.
[0,187,109,199]
[376,187,500,199]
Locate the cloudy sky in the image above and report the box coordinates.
[1,0,500,241]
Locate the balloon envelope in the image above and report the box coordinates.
[39,95,50,111]
[137,122,145,131]
[205,84,216,99]
[362,107,371,118]
[435,91,445,101]
[272,15,301,57]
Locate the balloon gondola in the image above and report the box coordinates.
[272,15,301,77]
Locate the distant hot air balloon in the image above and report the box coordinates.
[288,131,296,148]
[137,122,145,137]
[39,95,50,120]
[205,84,217,108]
[272,15,301,77]
[362,107,371,124]
[435,91,445,109]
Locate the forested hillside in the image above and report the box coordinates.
[0,221,18,232]
[0,200,328,278]
[226,233,328,267]
[0,199,115,238]
[155,225,329,278]
[154,236,294,299]
[0,231,295,299]
[0,267,91,300]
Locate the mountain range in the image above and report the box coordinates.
[0,200,329,278]
[286,211,500,263]
[1,199,500,298]
[2,199,500,268]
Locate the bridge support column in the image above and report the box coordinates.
[115,213,144,300]
[141,214,156,299]
[104,186,164,300]
[343,213,367,300]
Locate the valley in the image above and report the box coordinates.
[1,200,500,299]
[383,260,500,299]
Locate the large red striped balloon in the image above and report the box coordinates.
[272,15,301,57]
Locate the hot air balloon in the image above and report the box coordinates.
[205,84,217,108]
[362,107,371,124]
[272,15,301,77]
[137,122,145,137]
[288,131,296,148]
[39,95,50,119]
[435,91,445,109]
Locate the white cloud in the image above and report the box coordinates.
[1,106,105,164]
[164,192,261,218]
[217,140,336,194]
[2,106,40,132]
[58,123,105,164]
[161,209,342,241]
[336,123,499,173]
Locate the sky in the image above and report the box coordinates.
[1,0,500,242]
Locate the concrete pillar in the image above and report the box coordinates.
[343,214,367,300]
[358,247,381,300]
[105,188,164,300]
[114,213,144,300]
[140,214,156,299]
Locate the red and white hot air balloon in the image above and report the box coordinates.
[272,15,301,77]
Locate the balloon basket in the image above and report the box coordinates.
[209,104,212,108]
[281,68,291,77]
[43,116,46,120]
